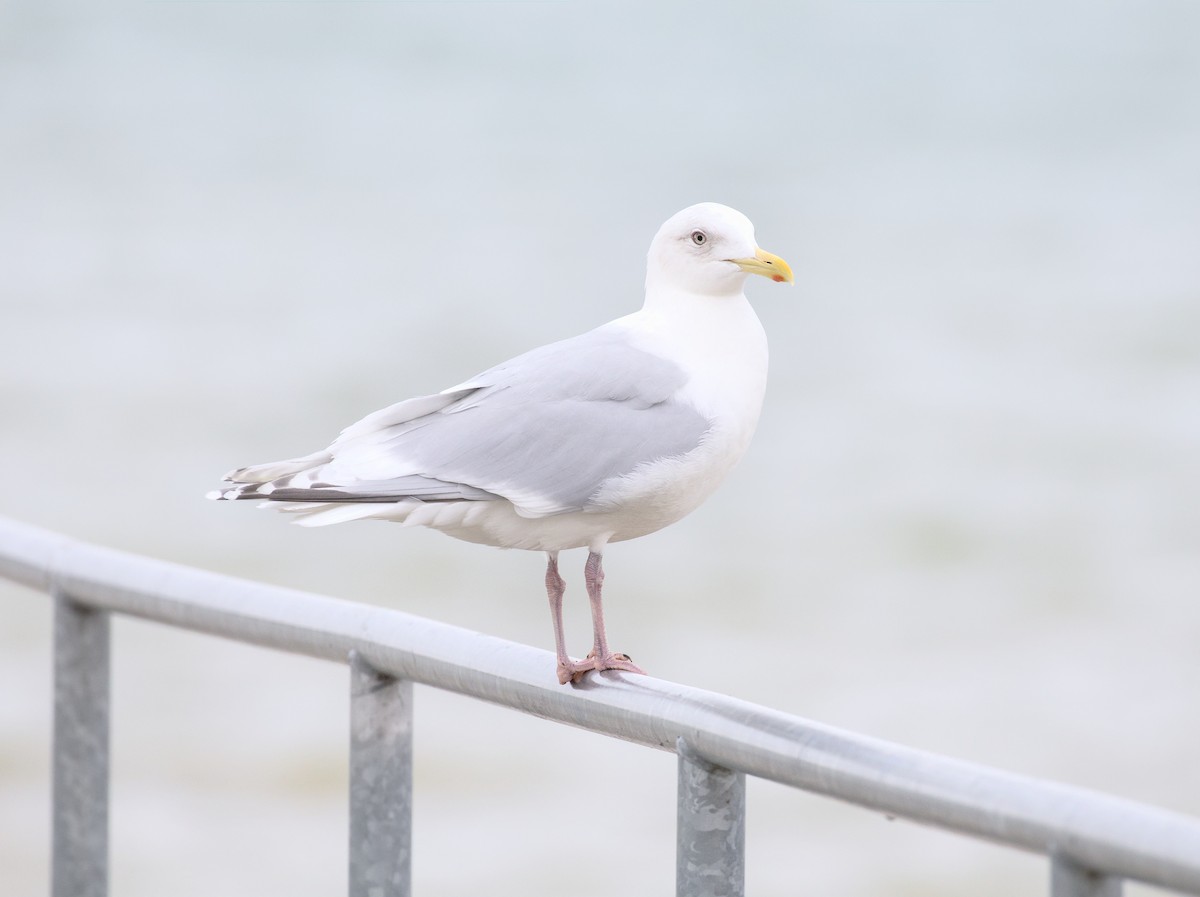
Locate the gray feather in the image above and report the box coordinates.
[218,323,712,516]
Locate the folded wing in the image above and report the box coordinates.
[215,324,712,518]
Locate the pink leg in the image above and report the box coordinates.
[546,552,594,685]
[580,551,646,680]
[547,549,583,681]
[545,551,647,684]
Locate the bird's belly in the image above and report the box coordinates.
[417,427,749,553]
[594,429,750,540]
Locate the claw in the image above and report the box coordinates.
[558,651,646,683]
[592,651,646,677]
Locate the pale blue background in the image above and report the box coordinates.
[2,2,1198,895]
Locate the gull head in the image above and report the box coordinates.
[646,202,794,297]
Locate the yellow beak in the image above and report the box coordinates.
[729,247,794,284]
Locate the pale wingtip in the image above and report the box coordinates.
[208,485,250,501]
[208,484,254,501]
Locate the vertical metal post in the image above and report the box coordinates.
[52,593,110,897]
[676,738,745,897]
[1051,855,1122,897]
[349,650,413,897]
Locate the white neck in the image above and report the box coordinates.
[618,283,768,421]
[644,259,752,300]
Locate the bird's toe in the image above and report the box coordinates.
[588,651,647,677]
[557,657,598,684]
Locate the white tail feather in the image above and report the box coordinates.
[223,450,331,484]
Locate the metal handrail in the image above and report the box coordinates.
[3,513,1199,896]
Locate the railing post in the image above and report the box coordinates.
[1051,854,1122,897]
[52,592,110,897]
[676,737,745,897]
[349,650,413,897]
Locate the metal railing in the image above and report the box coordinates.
[2,514,1199,897]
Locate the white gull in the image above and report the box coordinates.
[210,202,793,683]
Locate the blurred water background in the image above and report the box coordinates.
[2,2,1199,895]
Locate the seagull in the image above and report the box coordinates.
[210,202,793,684]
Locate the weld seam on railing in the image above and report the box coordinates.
[1052,853,1123,897]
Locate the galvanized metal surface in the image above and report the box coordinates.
[676,738,745,897]
[5,515,1200,894]
[349,651,413,897]
[1053,855,1124,897]
[52,593,110,897]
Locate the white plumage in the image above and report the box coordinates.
[211,202,793,683]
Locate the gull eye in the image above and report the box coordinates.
[690,230,707,246]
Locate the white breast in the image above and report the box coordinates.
[583,290,769,540]
[620,289,768,451]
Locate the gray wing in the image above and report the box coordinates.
[233,324,712,517]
